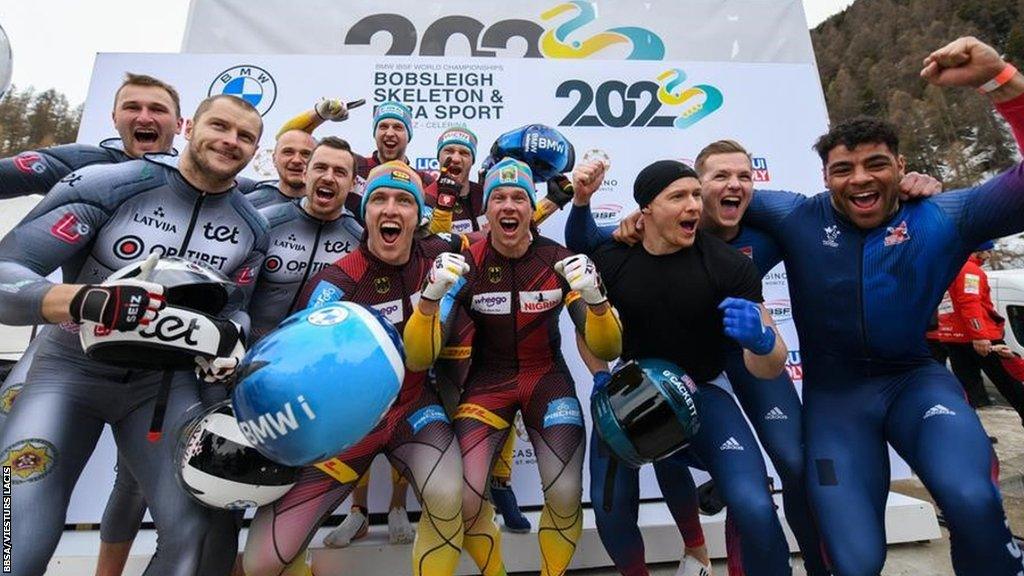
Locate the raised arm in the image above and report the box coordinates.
[404,252,471,371]
[274,98,355,139]
[922,36,1024,150]
[564,160,614,254]
[923,37,1024,245]
[556,254,622,362]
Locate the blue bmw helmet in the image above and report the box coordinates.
[482,124,575,182]
[232,301,405,467]
[591,358,701,468]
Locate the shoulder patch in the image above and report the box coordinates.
[964,274,981,295]
[310,280,344,308]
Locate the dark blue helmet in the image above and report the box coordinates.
[591,359,701,468]
[481,124,575,182]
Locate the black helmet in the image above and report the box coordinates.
[80,257,234,369]
[175,400,299,510]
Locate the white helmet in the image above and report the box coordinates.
[80,257,235,369]
[175,400,298,510]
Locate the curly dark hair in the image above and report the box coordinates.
[813,116,900,164]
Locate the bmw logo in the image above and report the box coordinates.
[208,65,278,117]
[307,306,349,327]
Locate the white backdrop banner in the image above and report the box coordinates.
[67,50,912,524]
[182,0,817,65]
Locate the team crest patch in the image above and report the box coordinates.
[884,220,910,247]
[374,276,391,294]
[2,439,57,483]
[0,383,23,414]
[488,266,502,283]
[499,165,518,183]
[822,225,841,248]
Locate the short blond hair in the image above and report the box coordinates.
[694,140,751,177]
[114,73,181,118]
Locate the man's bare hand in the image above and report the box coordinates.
[612,211,643,246]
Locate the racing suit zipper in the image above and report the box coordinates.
[178,192,207,255]
[287,221,325,313]
[857,231,869,360]
[510,256,519,372]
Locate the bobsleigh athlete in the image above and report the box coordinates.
[243,161,465,576]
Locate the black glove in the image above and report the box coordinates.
[435,160,460,211]
[545,175,575,209]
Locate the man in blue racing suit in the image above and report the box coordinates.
[739,36,1024,575]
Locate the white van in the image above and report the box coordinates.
[987,268,1024,356]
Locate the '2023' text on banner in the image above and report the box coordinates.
[181,0,817,64]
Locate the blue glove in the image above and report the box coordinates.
[591,370,612,397]
[719,297,776,355]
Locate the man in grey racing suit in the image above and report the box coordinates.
[0,94,267,576]
[251,136,363,340]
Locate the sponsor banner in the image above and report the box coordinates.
[182,0,816,65]
[68,49,911,519]
[80,53,829,221]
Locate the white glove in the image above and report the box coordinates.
[314,98,349,122]
[554,254,607,305]
[421,252,469,301]
[194,321,245,383]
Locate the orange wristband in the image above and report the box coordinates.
[978,63,1018,94]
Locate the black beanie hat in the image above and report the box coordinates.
[633,160,699,207]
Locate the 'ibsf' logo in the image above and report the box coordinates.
[209,65,278,116]
[592,203,623,226]
[752,157,771,182]
[764,299,792,323]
